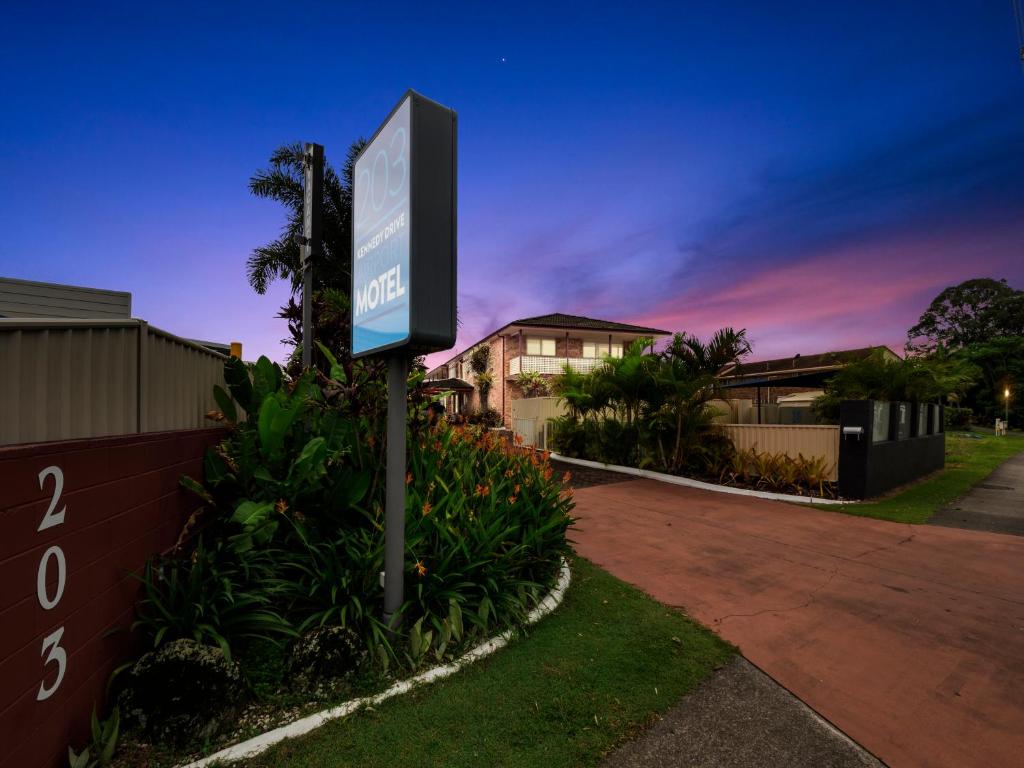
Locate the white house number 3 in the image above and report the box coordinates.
[35,465,68,701]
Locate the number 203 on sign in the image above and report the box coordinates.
[36,466,68,701]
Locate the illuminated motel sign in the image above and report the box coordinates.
[351,91,457,358]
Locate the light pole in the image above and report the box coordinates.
[1005,386,1011,430]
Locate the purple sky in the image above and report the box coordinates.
[1,3,1021,369]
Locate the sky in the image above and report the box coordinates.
[1,2,1022,370]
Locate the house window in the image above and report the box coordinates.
[583,341,624,358]
[526,337,556,356]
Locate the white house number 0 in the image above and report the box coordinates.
[35,465,68,701]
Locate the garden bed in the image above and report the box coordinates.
[228,558,734,768]
[551,453,848,505]
[176,560,572,767]
[73,353,576,768]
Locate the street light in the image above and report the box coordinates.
[1006,386,1011,430]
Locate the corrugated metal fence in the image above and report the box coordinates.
[720,424,840,481]
[0,319,229,445]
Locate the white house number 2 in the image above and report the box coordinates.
[35,465,68,701]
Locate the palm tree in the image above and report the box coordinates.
[247,141,364,296]
[652,328,751,472]
[592,337,659,427]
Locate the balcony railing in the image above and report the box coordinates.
[507,355,604,376]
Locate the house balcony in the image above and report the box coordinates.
[507,355,604,376]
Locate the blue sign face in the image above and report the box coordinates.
[352,96,411,356]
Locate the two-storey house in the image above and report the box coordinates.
[425,313,670,428]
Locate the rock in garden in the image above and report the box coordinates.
[118,638,244,744]
[288,625,365,690]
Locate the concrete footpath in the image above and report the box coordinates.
[929,451,1024,536]
[571,479,1024,768]
[601,657,881,768]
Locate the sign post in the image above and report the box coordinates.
[302,142,323,369]
[352,91,457,629]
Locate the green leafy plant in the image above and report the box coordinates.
[67,706,119,768]
[132,540,294,662]
[469,345,494,410]
[514,370,550,398]
[812,349,979,424]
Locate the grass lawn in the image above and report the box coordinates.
[842,431,1024,525]
[238,557,734,768]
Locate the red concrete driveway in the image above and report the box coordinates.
[571,479,1024,768]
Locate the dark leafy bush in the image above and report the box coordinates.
[133,351,573,700]
[404,427,573,665]
[551,331,750,475]
[132,539,293,661]
[463,405,502,428]
[945,406,972,429]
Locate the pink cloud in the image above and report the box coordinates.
[634,220,1023,359]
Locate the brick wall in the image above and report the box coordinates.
[503,381,525,427]
[553,336,584,358]
[0,428,223,768]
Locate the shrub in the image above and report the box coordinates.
[132,539,293,662]
[157,354,572,683]
[719,447,836,498]
[945,406,972,429]
[515,370,550,398]
[551,329,751,475]
[465,406,502,428]
[403,426,574,664]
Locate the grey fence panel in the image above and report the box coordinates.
[143,326,227,432]
[0,319,229,446]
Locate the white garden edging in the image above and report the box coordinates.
[551,453,851,506]
[181,559,572,767]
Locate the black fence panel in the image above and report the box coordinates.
[838,400,944,499]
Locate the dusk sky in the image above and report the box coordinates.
[1,2,1022,369]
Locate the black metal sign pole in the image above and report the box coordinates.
[383,353,408,631]
[301,142,323,369]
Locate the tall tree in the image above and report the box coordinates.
[247,141,365,369]
[907,278,1024,353]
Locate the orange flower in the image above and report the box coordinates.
[475,483,491,497]
[505,468,515,478]
[562,471,572,484]
[508,495,517,504]
[514,483,521,494]
[367,435,376,448]
[275,499,289,514]
[414,560,428,577]
[406,472,413,485]
[543,467,553,481]
[514,433,524,445]
[422,501,432,516]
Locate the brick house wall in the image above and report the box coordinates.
[0,428,223,768]
[441,329,661,429]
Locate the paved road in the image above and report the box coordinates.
[930,451,1024,536]
[571,479,1024,768]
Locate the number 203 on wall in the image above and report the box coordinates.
[36,465,68,701]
